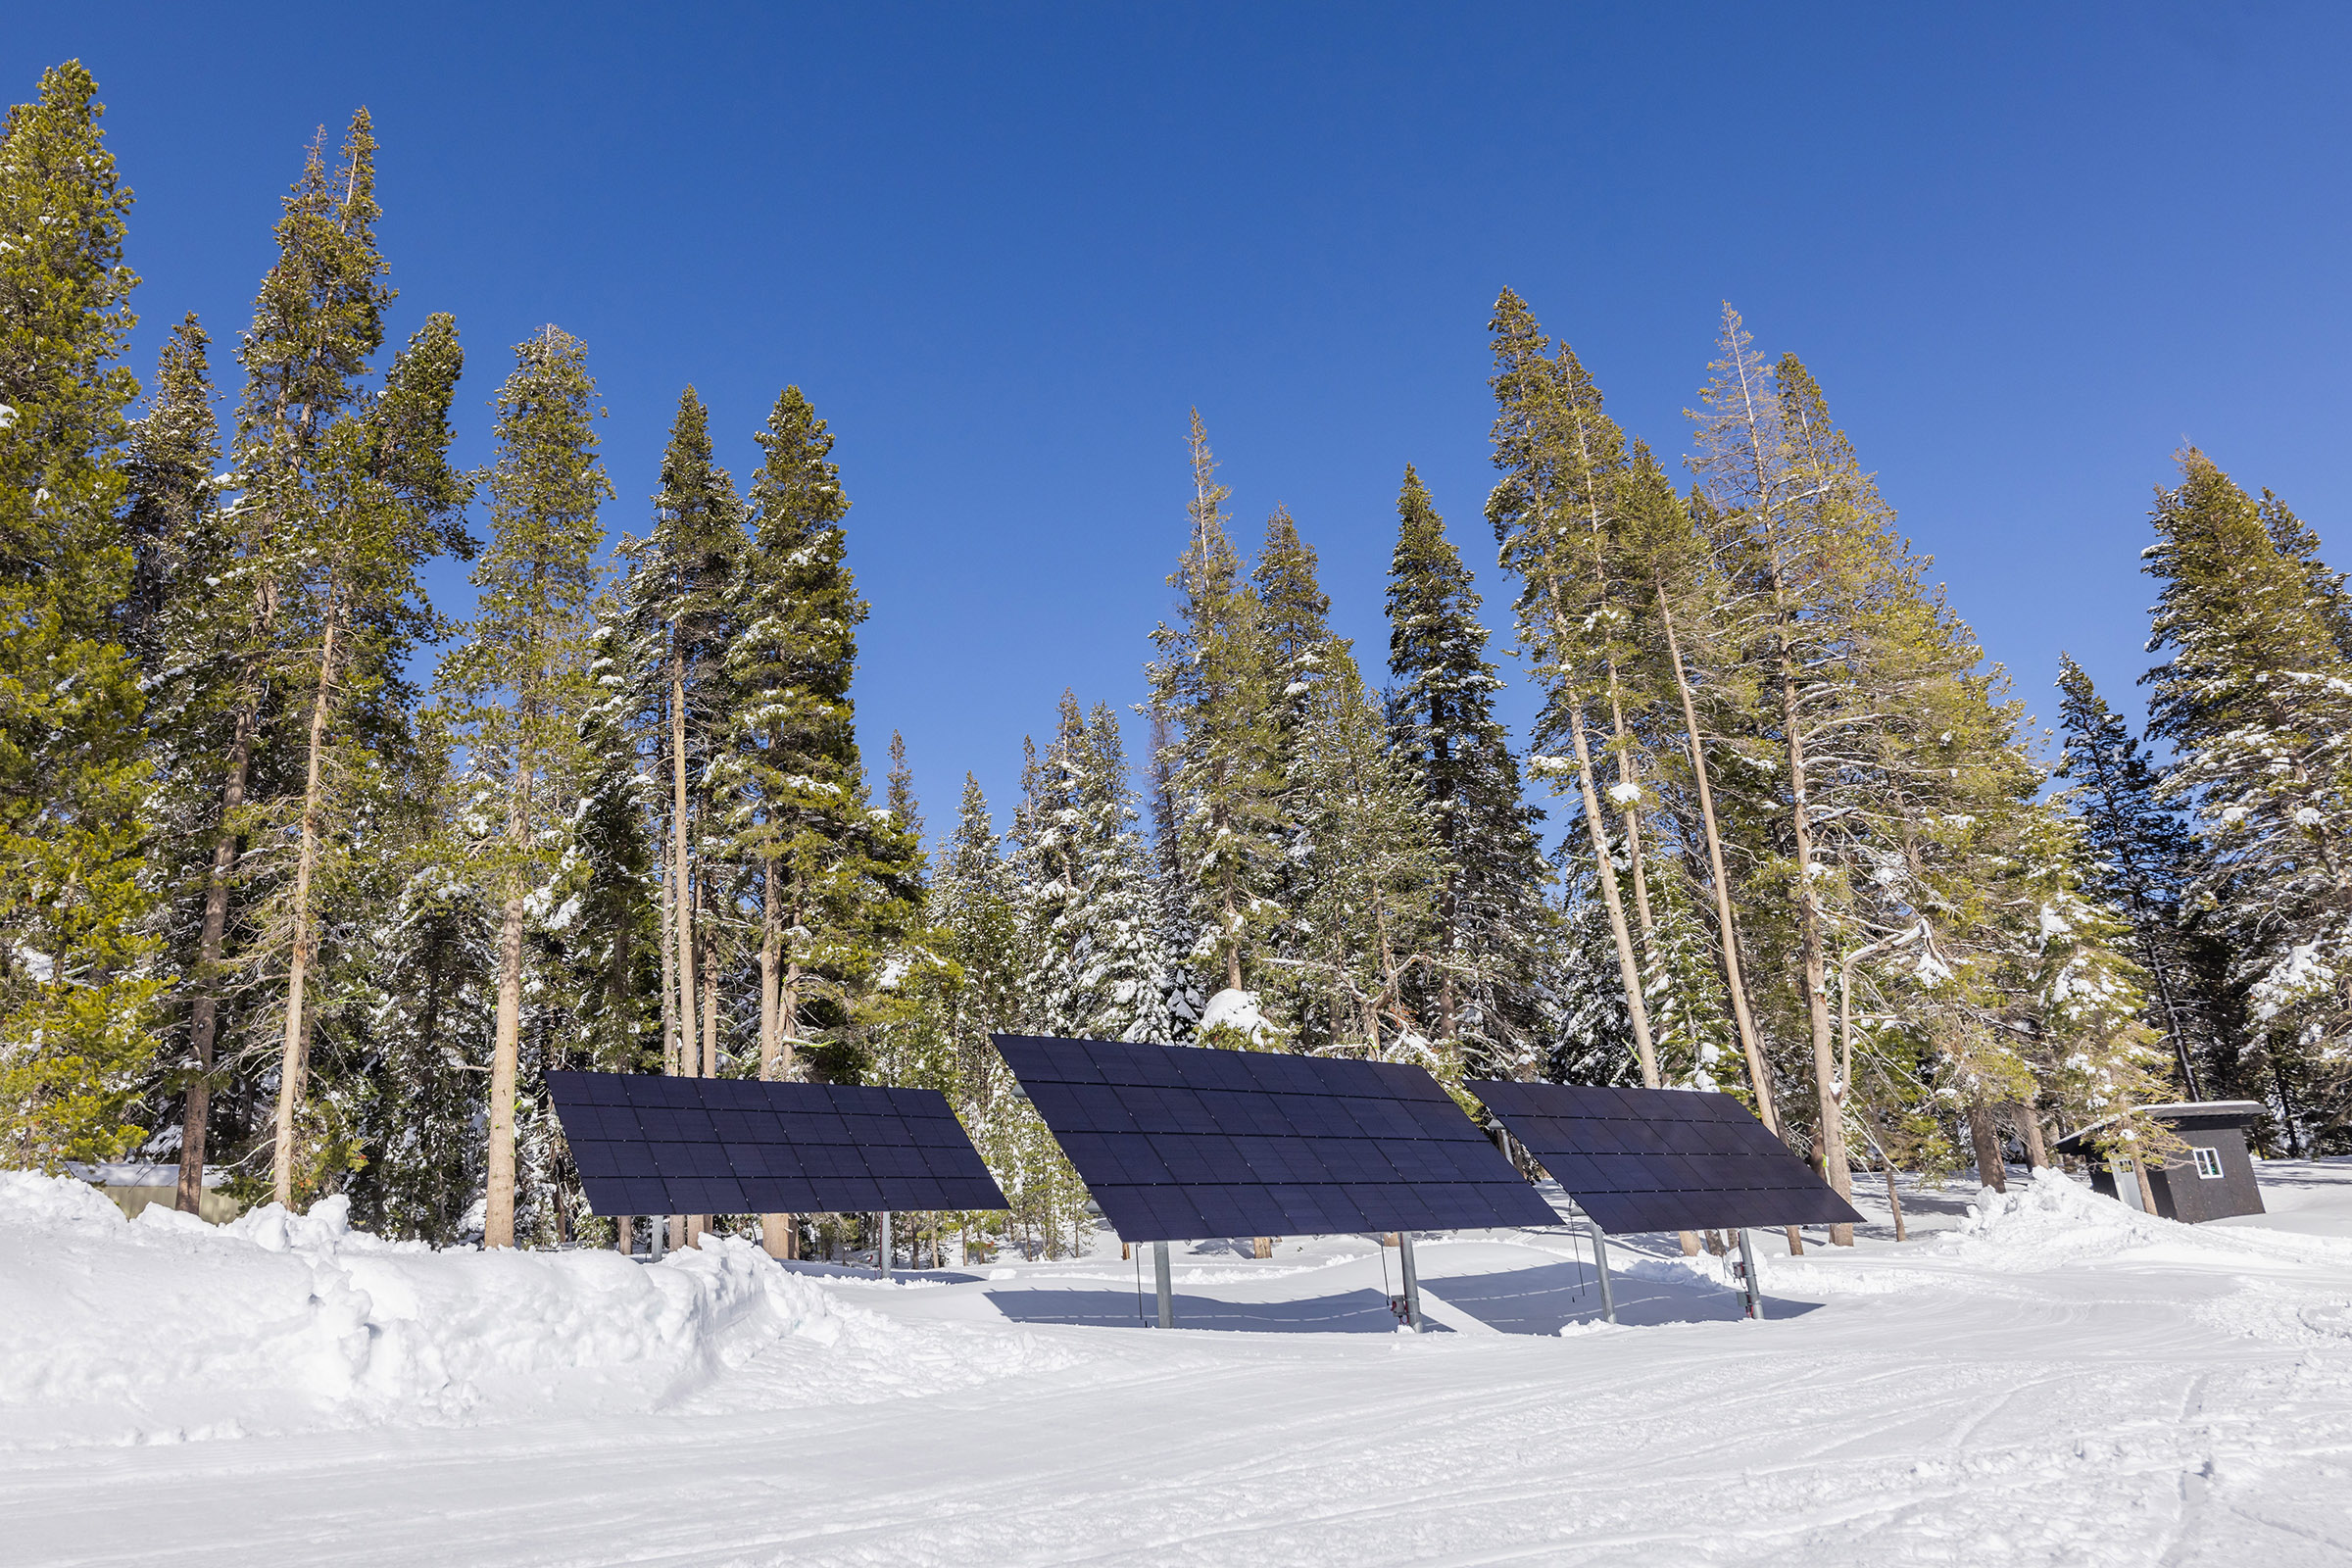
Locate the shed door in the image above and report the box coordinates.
[2114,1158,2146,1212]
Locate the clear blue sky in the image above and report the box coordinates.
[14,6,2351,852]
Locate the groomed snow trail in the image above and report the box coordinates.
[5,1165,2350,1566]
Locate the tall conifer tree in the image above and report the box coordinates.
[439,325,610,1248]
[0,61,157,1166]
[1147,412,1283,1002]
[2142,449,2352,1135]
[1384,465,1548,1077]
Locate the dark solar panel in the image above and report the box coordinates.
[1468,1081,1865,1233]
[544,1071,1009,1217]
[994,1035,1557,1243]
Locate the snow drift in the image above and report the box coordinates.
[0,1173,850,1449]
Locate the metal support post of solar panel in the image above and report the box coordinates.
[544,1071,1008,1220]
[1468,1081,1864,1235]
[993,1034,1556,1245]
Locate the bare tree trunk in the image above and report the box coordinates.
[484,780,528,1249]
[660,816,679,1077]
[1968,1096,2008,1193]
[1608,682,1655,941]
[2133,1155,2159,1215]
[1885,1160,1906,1242]
[1655,589,1777,1132]
[1778,652,1854,1229]
[670,659,702,1245]
[2016,1101,2050,1170]
[272,617,338,1209]
[760,855,794,1260]
[176,695,259,1215]
[1562,700,1658,1087]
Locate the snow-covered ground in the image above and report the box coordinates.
[5,1161,2350,1566]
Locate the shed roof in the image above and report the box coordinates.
[2052,1101,2264,1157]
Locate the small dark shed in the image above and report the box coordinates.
[2052,1102,2267,1223]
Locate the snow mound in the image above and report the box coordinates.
[1200,987,1275,1044]
[1944,1166,2352,1271]
[0,1173,858,1450]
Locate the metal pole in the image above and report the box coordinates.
[650,1215,666,1260]
[1737,1227,1762,1319]
[1396,1232,1426,1332]
[1153,1240,1174,1329]
[878,1211,892,1280]
[1587,1218,1616,1324]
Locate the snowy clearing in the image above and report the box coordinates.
[5,1163,2351,1566]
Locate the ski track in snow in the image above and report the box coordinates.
[4,1164,2351,1566]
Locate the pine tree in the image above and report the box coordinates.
[1614,442,1781,1124]
[262,304,470,1207]
[2054,654,2230,1097]
[1288,635,1446,1059]
[719,384,919,1246]
[438,325,610,1249]
[1009,697,1088,1035]
[124,318,248,1212]
[887,731,922,840]
[1074,705,1172,1043]
[2142,448,2352,1133]
[619,390,743,1081]
[1147,412,1283,1002]
[1146,703,1206,1037]
[1485,289,1659,1085]
[122,315,219,672]
[0,61,160,1169]
[1384,464,1549,1080]
[562,612,662,1078]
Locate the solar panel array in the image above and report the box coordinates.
[544,1071,1007,1218]
[1469,1081,1865,1234]
[995,1035,1559,1243]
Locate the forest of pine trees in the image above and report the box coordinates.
[2,63,2342,1260]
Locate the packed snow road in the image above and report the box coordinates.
[4,1164,2350,1567]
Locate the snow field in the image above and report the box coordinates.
[3,1163,2350,1565]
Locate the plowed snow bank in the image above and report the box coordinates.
[0,1173,848,1448]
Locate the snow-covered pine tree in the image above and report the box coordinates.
[1008,697,1088,1037]
[1145,703,1205,1038]
[259,302,470,1209]
[214,111,476,1208]
[341,720,495,1244]
[155,114,386,1207]
[617,389,744,1102]
[727,382,913,1117]
[1074,705,1172,1044]
[1250,503,1336,1033]
[561,611,662,1079]
[0,61,162,1170]
[2009,800,2180,1190]
[1146,412,1283,1010]
[2143,448,2352,1146]
[1287,634,1446,1064]
[618,391,755,1244]
[122,318,265,1214]
[437,325,610,1249]
[1383,465,1549,1080]
[122,315,218,674]
[2054,654,2233,1099]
